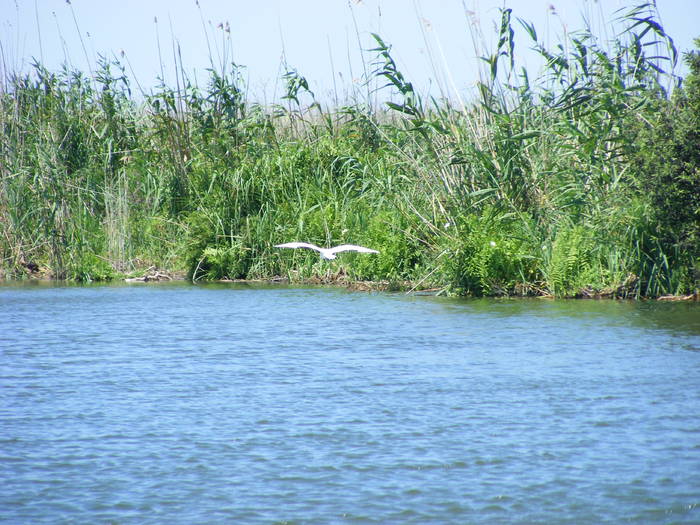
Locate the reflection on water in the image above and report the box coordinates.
[1,282,699,523]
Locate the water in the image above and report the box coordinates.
[1,282,699,524]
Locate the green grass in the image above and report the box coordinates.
[1,2,697,297]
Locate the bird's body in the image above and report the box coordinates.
[275,242,379,260]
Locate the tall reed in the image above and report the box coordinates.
[0,2,696,296]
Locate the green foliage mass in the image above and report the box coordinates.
[441,212,538,296]
[0,4,697,297]
[625,38,700,293]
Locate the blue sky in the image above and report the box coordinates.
[1,1,697,104]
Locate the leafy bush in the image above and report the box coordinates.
[70,253,115,282]
[544,225,597,296]
[192,245,251,281]
[350,210,423,281]
[442,213,537,296]
[627,38,700,293]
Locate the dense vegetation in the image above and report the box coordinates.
[1,3,698,297]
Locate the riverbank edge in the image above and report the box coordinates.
[3,265,698,301]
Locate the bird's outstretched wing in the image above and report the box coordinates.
[329,244,380,255]
[275,242,322,252]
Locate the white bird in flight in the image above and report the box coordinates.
[275,242,379,260]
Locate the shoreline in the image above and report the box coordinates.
[3,267,698,301]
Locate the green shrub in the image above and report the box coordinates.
[191,245,250,281]
[443,213,537,296]
[626,38,700,293]
[350,210,423,281]
[70,253,115,282]
[544,225,597,296]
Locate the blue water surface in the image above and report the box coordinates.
[1,282,699,523]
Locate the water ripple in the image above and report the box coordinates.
[1,283,699,523]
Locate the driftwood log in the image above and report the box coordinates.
[657,292,699,302]
[124,269,173,283]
